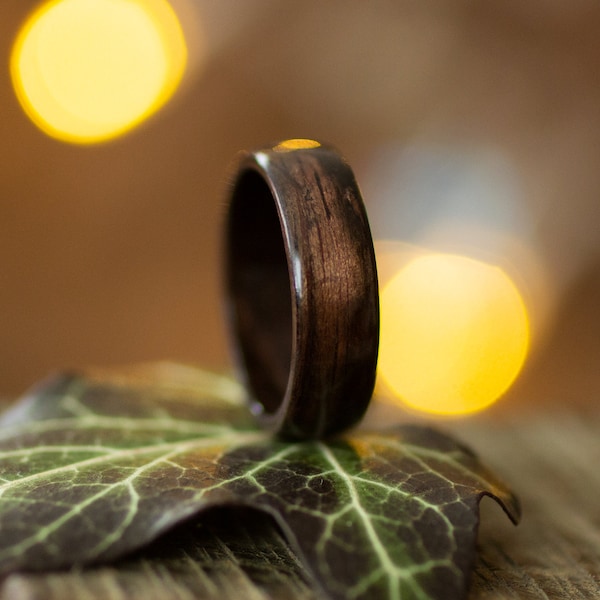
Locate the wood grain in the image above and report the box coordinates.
[458,411,600,599]
[225,141,379,439]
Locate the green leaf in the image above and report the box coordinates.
[2,508,320,600]
[0,363,519,600]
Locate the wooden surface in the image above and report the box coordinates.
[2,408,599,599]
[459,410,600,599]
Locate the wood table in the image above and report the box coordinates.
[461,410,600,599]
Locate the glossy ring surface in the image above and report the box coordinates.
[225,139,379,439]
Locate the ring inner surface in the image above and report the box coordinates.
[227,170,293,415]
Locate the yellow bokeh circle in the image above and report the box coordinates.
[10,0,187,144]
[378,253,530,415]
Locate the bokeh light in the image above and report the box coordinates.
[10,0,187,144]
[378,252,530,415]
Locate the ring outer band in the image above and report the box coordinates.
[225,141,379,439]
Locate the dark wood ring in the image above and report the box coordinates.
[224,139,379,439]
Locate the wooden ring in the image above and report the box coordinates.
[225,139,379,439]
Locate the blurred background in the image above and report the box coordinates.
[1,0,600,416]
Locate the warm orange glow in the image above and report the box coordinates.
[274,139,321,152]
[378,253,530,415]
[10,0,187,144]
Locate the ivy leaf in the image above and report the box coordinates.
[0,363,519,600]
[2,508,320,600]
